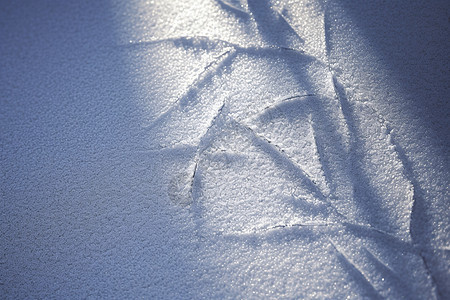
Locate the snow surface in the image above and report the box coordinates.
[1,0,448,299]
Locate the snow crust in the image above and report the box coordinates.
[1,0,448,298]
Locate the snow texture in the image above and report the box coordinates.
[1,0,448,299]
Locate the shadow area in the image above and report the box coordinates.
[327,1,449,297]
[330,0,449,150]
[0,0,203,298]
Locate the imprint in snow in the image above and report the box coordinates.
[142,1,429,298]
[157,38,413,242]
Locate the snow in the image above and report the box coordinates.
[1,0,448,299]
